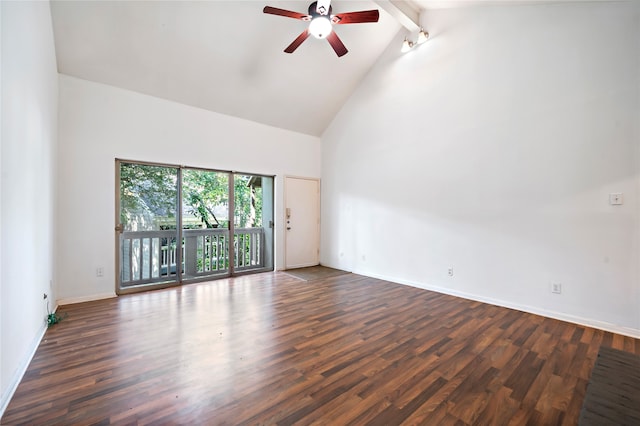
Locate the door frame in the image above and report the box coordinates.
[115,159,275,295]
[115,159,184,295]
[283,175,321,269]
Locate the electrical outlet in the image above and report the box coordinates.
[448,267,454,277]
[609,193,623,205]
[551,282,562,294]
[96,267,104,277]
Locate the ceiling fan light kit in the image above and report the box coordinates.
[309,16,332,39]
[263,1,380,57]
[402,27,429,53]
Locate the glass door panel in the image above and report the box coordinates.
[118,162,179,290]
[181,169,231,281]
[233,174,274,272]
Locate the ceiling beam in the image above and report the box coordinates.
[373,1,421,32]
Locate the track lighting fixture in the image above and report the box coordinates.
[401,28,429,53]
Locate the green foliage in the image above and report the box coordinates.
[234,175,263,228]
[120,163,178,230]
[120,163,263,230]
[183,169,229,228]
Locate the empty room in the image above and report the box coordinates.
[1,0,639,424]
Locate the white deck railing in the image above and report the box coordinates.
[120,227,265,287]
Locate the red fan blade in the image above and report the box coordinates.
[332,10,379,24]
[326,31,348,57]
[284,29,311,53]
[263,6,311,21]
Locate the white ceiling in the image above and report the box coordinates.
[50,1,403,137]
[50,0,610,136]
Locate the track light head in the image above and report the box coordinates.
[417,28,429,44]
[401,37,414,53]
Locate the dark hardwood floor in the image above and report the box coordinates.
[2,272,639,425]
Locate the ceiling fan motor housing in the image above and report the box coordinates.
[309,1,332,17]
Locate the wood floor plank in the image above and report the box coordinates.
[2,271,639,425]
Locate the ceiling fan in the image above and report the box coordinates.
[263,0,380,57]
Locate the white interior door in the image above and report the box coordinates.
[284,176,320,269]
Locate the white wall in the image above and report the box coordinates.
[321,1,640,336]
[1,0,58,413]
[57,75,321,302]
[0,1,3,412]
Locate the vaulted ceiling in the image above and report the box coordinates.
[51,1,408,136]
[49,0,607,136]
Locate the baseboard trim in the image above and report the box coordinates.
[353,269,640,340]
[57,292,116,306]
[0,305,56,419]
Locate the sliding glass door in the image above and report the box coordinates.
[181,168,230,281]
[117,162,181,289]
[233,173,274,273]
[116,160,273,294]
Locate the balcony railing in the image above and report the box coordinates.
[120,227,266,287]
